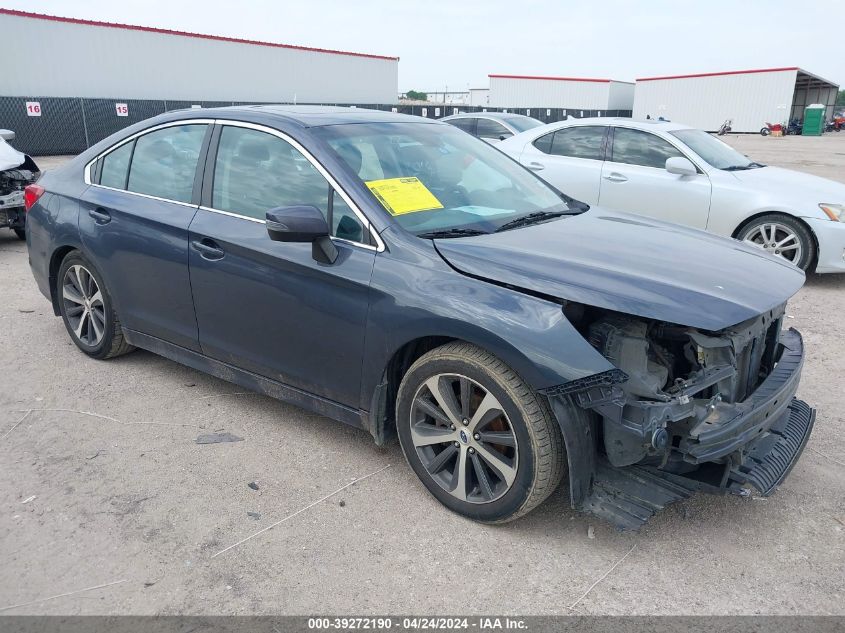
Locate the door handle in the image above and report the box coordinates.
[526,161,545,171]
[88,208,111,224]
[603,172,628,183]
[191,239,225,261]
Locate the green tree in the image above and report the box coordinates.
[837,89,845,106]
[405,90,428,101]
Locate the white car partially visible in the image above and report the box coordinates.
[497,118,845,272]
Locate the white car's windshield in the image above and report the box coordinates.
[671,129,765,171]
[315,122,584,237]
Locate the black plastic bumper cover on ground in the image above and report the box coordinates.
[581,396,815,530]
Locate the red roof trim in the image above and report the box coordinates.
[637,67,799,82]
[0,8,399,61]
[488,74,611,83]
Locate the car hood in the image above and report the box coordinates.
[434,208,805,331]
[0,137,27,171]
[729,165,845,203]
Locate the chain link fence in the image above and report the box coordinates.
[0,96,632,156]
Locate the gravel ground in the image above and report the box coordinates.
[1,134,843,616]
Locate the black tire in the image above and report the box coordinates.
[760,128,770,136]
[13,228,25,240]
[396,341,564,523]
[736,214,816,271]
[57,251,135,360]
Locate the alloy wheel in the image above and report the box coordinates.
[62,264,106,347]
[409,373,518,504]
[741,222,803,265]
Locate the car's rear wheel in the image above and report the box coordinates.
[737,214,815,271]
[57,251,134,359]
[396,342,564,523]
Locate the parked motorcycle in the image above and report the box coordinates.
[786,119,803,135]
[717,119,732,135]
[760,122,783,136]
[825,120,841,133]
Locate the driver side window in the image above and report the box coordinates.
[212,126,366,243]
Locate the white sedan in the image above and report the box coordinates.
[497,118,845,272]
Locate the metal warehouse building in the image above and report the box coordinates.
[633,67,840,133]
[488,75,634,113]
[0,8,399,103]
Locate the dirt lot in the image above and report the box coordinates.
[1,134,844,615]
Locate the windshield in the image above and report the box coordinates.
[313,122,577,237]
[505,116,544,133]
[670,129,763,170]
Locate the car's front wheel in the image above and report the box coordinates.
[396,342,564,523]
[737,214,816,271]
[57,251,134,359]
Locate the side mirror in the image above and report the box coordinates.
[266,205,337,264]
[0,129,15,141]
[665,156,697,177]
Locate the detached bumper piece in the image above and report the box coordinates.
[580,396,815,531]
[727,398,815,495]
[582,459,699,531]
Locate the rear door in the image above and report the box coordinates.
[187,122,377,407]
[598,126,712,228]
[79,121,211,351]
[517,125,607,205]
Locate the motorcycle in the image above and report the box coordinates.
[825,120,841,133]
[760,122,782,136]
[717,119,732,135]
[786,119,803,135]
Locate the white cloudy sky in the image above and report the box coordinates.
[5,0,842,91]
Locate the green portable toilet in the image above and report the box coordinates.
[803,104,826,136]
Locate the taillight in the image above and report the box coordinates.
[24,184,45,212]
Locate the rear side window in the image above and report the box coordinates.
[476,119,512,141]
[549,126,606,160]
[99,142,133,189]
[212,126,366,242]
[447,118,476,135]
[127,124,207,203]
[610,127,685,169]
[533,132,554,154]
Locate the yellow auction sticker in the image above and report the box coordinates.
[365,177,444,216]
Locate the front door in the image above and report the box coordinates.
[598,126,712,229]
[188,123,376,407]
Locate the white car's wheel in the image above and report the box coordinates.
[737,215,815,271]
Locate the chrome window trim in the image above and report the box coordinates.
[206,119,384,252]
[82,117,385,252]
[83,118,215,187]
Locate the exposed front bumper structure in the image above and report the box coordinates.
[549,328,815,530]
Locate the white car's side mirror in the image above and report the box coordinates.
[666,156,697,176]
[0,129,15,141]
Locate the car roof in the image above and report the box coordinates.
[167,104,435,128]
[548,117,694,132]
[442,112,535,121]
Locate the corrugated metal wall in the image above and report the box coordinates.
[633,70,798,133]
[489,77,613,109]
[0,12,398,104]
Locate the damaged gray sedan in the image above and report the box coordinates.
[27,108,814,530]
